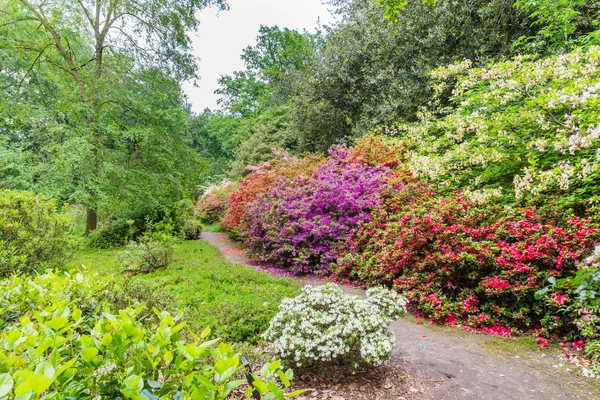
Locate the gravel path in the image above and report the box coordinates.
[200,231,599,399]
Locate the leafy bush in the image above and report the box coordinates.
[0,270,302,399]
[88,199,197,248]
[537,246,600,376]
[337,184,598,336]
[118,231,176,274]
[263,284,407,368]
[247,146,389,275]
[0,189,79,276]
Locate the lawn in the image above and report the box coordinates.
[66,240,301,343]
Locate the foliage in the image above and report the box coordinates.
[88,200,197,248]
[291,0,536,151]
[183,213,204,240]
[0,0,222,230]
[246,147,389,275]
[515,0,600,52]
[0,190,79,276]
[0,269,302,399]
[0,136,34,190]
[222,152,324,237]
[263,284,407,368]
[398,46,600,213]
[198,181,239,224]
[337,185,598,337]
[68,241,302,343]
[118,231,177,274]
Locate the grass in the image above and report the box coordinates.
[201,223,227,232]
[66,240,301,343]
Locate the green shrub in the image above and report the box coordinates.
[88,199,197,248]
[118,231,176,274]
[0,270,304,399]
[0,190,79,276]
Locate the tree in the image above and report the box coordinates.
[0,0,226,230]
[215,25,320,117]
[290,0,536,152]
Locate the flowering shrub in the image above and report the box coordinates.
[0,270,302,399]
[263,284,407,368]
[537,245,600,376]
[396,45,600,212]
[198,181,238,224]
[222,153,324,237]
[246,146,390,275]
[0,190,80,276]
[337,185,598,336]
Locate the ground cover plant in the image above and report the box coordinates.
[0,270,302,399]
[68,240,301,343]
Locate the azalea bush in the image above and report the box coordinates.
[263,284,407,368]
[0,270,302,399]
[396,45,600,212]
[198,181,239,224]
[537,245,600,376]
[0,189,79,276]
[222,152,324,238]
[337,184,598,336]
[246,146,390,275]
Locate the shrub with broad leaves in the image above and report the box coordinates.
[263,284,407,368]
[246,146,390,275]
[0,270,303,399]
[0,189,79,276]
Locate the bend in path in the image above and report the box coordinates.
[200,231,599,399]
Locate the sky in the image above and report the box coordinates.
[182,0,335,114]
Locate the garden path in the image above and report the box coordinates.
[200,231,599,399]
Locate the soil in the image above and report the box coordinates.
[200,231,600,399]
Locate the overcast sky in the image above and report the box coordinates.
[182,0,335,114]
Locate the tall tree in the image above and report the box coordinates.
[0,0,226,230]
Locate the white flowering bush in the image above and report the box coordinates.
[263,284,407,368]
[389,45,600,212]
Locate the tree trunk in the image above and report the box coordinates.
[86,209,98,232]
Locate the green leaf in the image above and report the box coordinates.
[0,373,14,397]
[81,347,99,362]
[35,362,55,380]
[14,373,52,396]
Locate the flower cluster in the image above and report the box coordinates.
[397,46,600,213]
[246,146,389,275]
[197,181,238,224]
[222,153,324,237]
[336,184,598,335]
[263,283,407,368]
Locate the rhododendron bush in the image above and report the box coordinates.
[336,184,598,337]
[246,146,390,275]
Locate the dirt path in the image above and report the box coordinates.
[200,232,599,399]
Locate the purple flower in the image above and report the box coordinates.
[246,146,390,275]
